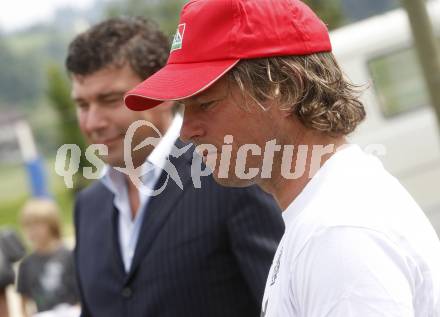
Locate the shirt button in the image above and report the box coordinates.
[121,287,133,298]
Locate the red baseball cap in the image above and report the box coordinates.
[125,0,332,111]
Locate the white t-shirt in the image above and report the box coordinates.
[262,144,440,317]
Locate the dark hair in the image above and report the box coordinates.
[66,17,170,80]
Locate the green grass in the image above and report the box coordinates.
[0,163,28,201]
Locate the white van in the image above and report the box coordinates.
[330,1,440,233]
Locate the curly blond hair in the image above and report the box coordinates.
[228,52,366,136]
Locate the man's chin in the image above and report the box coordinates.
[102,155,126,168]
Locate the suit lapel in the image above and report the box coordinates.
[124,142,194,283]
[111,203,127,279]
[95,185,126,279]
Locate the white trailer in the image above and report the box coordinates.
[331,1,440,232]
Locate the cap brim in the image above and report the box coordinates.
[125,59,240,111]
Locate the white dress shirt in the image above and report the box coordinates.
[101,114,183,272]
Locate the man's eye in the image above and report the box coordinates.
[77,102,88,110]
[99,101,121,109]
[199,101,216,110]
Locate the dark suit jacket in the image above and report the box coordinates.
[74,142,284,317]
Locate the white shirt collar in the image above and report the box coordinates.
[98,114,183,273]
[101,113,183,195]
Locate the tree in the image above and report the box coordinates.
[401,0,440,133]
[304,0,345,30]
[107,0,187,36]
[0,38,43,108]
[107,0,344,34]
[46,65,89,193]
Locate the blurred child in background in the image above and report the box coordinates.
[17,199,78,317]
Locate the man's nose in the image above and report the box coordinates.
[84,105,108,134]
[179,109,204,143]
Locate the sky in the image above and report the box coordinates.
[0,0,95,32]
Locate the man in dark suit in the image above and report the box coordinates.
[66,17,284,317]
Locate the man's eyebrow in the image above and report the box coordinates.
[176,96,197,107]
[181,96,201,104]
[181,93,223,105]
[96,91,126,100]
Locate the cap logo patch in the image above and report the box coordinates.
[171,23,186,52]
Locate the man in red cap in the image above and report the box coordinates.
[125,0,440,316]
[67,16,284,317]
